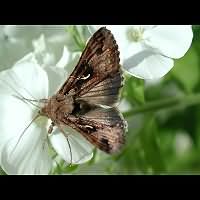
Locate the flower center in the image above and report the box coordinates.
[127,26,144,42]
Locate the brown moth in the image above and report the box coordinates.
[38,27,127,157]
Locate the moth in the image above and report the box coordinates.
[16,27,127,161]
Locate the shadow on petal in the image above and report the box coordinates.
[49,126,94,165]
[123,50,174,79]
[124,50,156,70]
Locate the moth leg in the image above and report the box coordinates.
[43,122,55,150]
[56,125,73,166]
[42,135,49,150]
[48,122,55,134]
[47,121,73,165]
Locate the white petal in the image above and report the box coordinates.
[0,57,51,174]
[40,25,68,38]
[31,26,71,68]
[15,52,38,65]
[106,26,153,62]
[3,25,42,40]
[118,98,132,112]
[56,46,71,69]
[124,50,174,79]
[0,25,5,40]
[32,34,47,54]
[1,127,52,175]
[32,34,56,67]
[87,25,98,35]
[0,95,34,152]
[140,25,157,31]
[0,39,31,71]
[0,26,41,70]
[44,66,67,96]
[144,25,193,59]
[65,51,81,74]
[42,46,71,95]
[0,95,52,174]
[50,127,93,164]
[106,25,131,61]
[45,27,69,63]
[0,53,49,100]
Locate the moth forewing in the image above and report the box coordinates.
[40,27,127,155]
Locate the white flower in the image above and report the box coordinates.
[0,53,93,175]
[174,131,193,156]
[90,25,193,79]
[0,25,70,70]
[32,34,81,73]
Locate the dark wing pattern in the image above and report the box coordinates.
[57,27,122,106]
[76,71,123,106]
[62,107,127,154]
[57,27,127,154]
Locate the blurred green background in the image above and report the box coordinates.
[1,25,200,175]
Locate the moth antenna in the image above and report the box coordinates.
[11,114,41,156]
[0,77,41,109]
[56,126,91,166]
[22,98,47,103]
[10,71,48,105]
[12,94,41,109]
[8,71,37,100]
[0,78,26,100]
[0,78,40,109]
[66,136,73,166]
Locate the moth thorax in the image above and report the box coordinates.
[40,94,74,119]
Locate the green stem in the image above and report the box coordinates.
[73,26,85,50]
[66,26,85,51]
[123,93,200,117]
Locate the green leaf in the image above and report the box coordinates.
[76,26,91,47]
[123,74,145,106]
[65,25,90,52]
[168,149,200,174]
[193,106,200,149]
[192,25,200,43]
[62,164,79,173]
[0,167,6,175]
[139,116,166,174]
[171,47,199,93]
